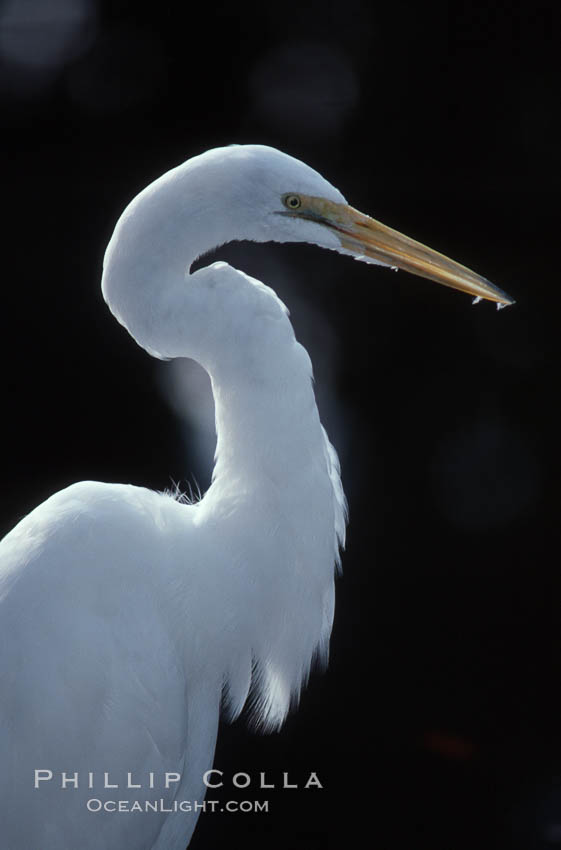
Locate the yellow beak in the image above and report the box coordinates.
[295,196,514,307]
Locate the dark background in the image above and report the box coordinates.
[1,1,559,847]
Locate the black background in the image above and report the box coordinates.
[1,1,560,847]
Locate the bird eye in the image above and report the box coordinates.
[283,194,302,210]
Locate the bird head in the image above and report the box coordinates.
[214,144,514,308]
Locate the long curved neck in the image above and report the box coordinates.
[210,338,322,492]
[101,163,325,490]
[102,160,346,729]
[102,161,235,361]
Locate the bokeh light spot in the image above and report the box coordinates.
[0,0,96,93]
[249,41,359,139]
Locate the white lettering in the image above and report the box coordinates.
[233,772,250,788]
[34,770,52,788]
[127,773,141,789]
[61,772,78,789]
[305,772,323,789]
[260,772,274,789]
[203,769,223,788]
[283,772,297,789]
[104,773,118,789]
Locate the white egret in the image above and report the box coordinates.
[0,145,513,849]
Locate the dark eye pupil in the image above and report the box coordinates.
[283,194,301,210]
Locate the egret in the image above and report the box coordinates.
[0,145,513,849]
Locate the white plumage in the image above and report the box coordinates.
[0,145,511,849]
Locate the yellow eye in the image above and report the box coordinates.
[282,194,302,210]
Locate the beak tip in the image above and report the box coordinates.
[480,276,515,308]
